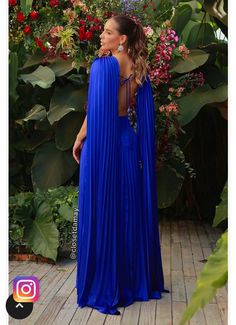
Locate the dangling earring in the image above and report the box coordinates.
[118,43,124,52]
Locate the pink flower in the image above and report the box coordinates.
[143,26,154,37]
[50,25,64,37]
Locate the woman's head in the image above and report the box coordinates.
[99,15,148,85]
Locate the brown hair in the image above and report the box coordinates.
[112,15,148,86]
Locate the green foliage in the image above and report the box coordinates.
[213,181,228,227]
[176,83,228,126]
[180,181,228,324]
[9,52,19,104]
[9,0,227,209]
[9,186,78,261]
[31,141,78,191]
[20,65,56,89]
[172,4,193,36]
[180,230,228,325]
[170,49,209,73]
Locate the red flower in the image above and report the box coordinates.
[79,26,85,41]
[9,0,17,6]
[23,25,31,34]
[60,52,68,60]
[29,10,39,20]
[79,19,86,26]
[35,37,43,47]
[49,0,59,7]
[86,14,93,22]
[40,45,48,53]
[89,25,95,32]
[94,25,100,31]
[85,31,93,41]
[16,12,25,23]
[93,17,101,24]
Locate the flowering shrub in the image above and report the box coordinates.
[9,0,214,195]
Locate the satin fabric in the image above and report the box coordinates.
[76,56,169,315]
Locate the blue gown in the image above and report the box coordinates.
[76,56,169,315]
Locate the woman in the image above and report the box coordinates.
[73,14,169,316]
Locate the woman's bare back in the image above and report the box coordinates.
[116,57,139,116]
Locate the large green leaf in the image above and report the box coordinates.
[20,0,33,16]
[31,141,78,190]
[180,231,228,325]
[9,52,19,104]
[21,50,45,70]
[171,4,193,36]
[213,181,227,227]
[16,104,47,125]
[48,84,87,125]
[55,111,85,151]
[49,57,74,77]
[186,22,216,49]
[170,49,209,73]
[20,65,55,89]
[24,201,59,261]
[157,159,185,208]
[176,83,228,126]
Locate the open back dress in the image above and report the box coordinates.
[75,56,169,315]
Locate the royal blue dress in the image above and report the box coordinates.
[76,56,169,315]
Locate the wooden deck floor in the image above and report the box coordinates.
[8,218,227,325]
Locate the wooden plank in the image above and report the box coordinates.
[203,303,223,325]
[215,287,228,325]
[104,307,125,325]
[9,261,38,283]
[187,220,200,246]
[85,308,107,325]
[195,223,211,248]
[155,291,172,325]
[70,306,93,325]
[161,218,171,247]
[178,220,191,248]
[52,288,78,325]
[33,265,77,324]
[138,300,156,325]
[120,301,141,325]
[181,246,195,277]
[171,220,180,244]
[171,243,182,271]
[15,263,76,325]
[190,242,205,275]
[172,270,186,302]
[161,245,171,277]
[172,301,189,325]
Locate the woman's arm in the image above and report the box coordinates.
[76,115,87,140]
[73,115,87,164]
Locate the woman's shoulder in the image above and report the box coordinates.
[91,54,119,73]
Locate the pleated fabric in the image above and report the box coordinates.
[76,56,169,315]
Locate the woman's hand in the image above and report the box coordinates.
[73,135,85,164]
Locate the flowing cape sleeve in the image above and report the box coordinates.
[77,56,121,309]
[136,77,167,291]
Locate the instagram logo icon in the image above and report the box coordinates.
[13,276,40,303]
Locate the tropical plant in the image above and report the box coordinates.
[179,181,228,324]
[9,0,227,212]
[9,186,78,261]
